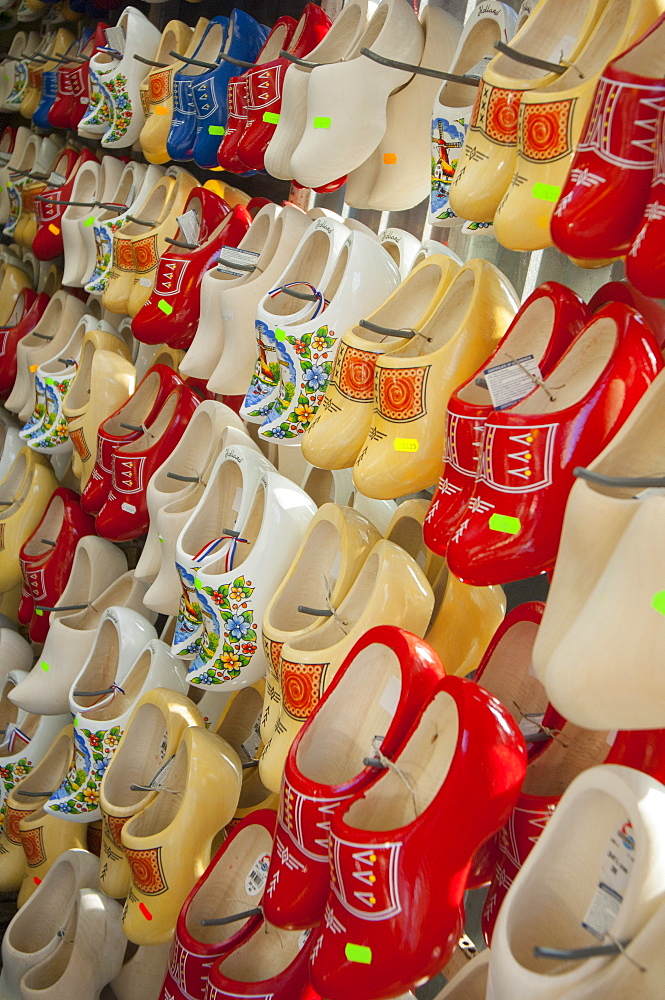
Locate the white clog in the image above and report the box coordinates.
[488,764,665,1000]
[44,629,182,824]
[346,4,462,212]
[378,227,422,279]
[0,848,99,1000]
[181,204,311,395]
[290,0,425,188]
[61,157,125,288]
[264,0,374,180]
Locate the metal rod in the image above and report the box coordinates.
[169,50,217,71]
[35,602,88,611]
[32,332,54,340]
[167,472,200,483]
[73,687,115,697]
[573,468,665,489]
[533,942,629,960]
[279,49,320,68]
[218,52,254,68]
[278,286,320,301]
[120,422,144,432]
[242,759,260,770]
[359,318,415,339]
[297,605,333,617]
[493,40,566,75]
[15,788,54,797]
[217,257,256,272]
[200,908,262,928]
[133,53,168,68]
[126,215,158,228]
[165,236,197,250]
[361,47,482,85]
[40,538,56,546]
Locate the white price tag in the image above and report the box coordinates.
[104,26,125,55]
[379,674,401,716]
[216,245,260,277]
[48,170,67,187]
[176,208,200,247]
[139,277,152,288]
[245,852,270,896]
[483,354,543,411]
[582,820,635,940]
[240,716,262,761]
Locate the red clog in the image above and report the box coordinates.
[18,487,96,643]
[32,148,98,261]
[423,282,589,558]
[588,279,665,348]
[466,602,564,891]
[159,810,275,1000]
[217,16,299,174]
[233,6,332,173]
[445,303,663,587]
[49,24,109,131]
[481,725,665,944]
[206,920,320,1000]
[262,626,446,932]
[0,289,45,399]
[95,383,200,541]
[308,674,526,1000]
[626,101,665,298]
[551,13,665,262]
[81,365,185,516]
[131,199,253,352]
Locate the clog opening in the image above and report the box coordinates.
[312,2,364,62]
[22,492,64,558]
[4,287,27,327]
[262,229,338,319]
[119,391,179,456]
[202,480,265,575]
[385,505,429,570]
[322,241,349,303]
[213,209,273,286]
[258,21,292,63]
[181,22,226,77]
[289,548,381,652]
[180,458,242,557]
[103,368,162,436]
[410,265,478,358]
[0,449,29,516]
[20,900,80,990]
[492,0,598,82]
[152,407,215,495]
[151,349,181,370]
[126,736,188,836]
[9,727,71,806]
[0,678,19,741]
[538,0,633,94]
[64,164,100,222]
[26,296,63,347]
[459,297,555,405]
[349,1,389,59]
[72,617,120,713]
[513,316,617,415]
[63,338,96,412]
[52,539,94,614]
[153,22,183,65]
[6,856,78,952]
[16,137,38,174]
[66,572,135,630]
[344,689,459,830]
[437,16,504,108]
[614,14,664,76]
[505,790,638,975]
[122,180,172,239]
[216,685,263,758]
[297,642,402,786]
[184,820,273,945]
[102,701,169,808]
[97,165,141,224]
[162,482,204,517]
[218,922,305,983]
[475,619,548,727]
[267,515,341,632]
[523,724,610,798]
[89,643,159,723]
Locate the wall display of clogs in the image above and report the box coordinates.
[0,0,663,997]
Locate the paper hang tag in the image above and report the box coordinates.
[634,486,665,499]
[47,170,67,187]
[216,245,260,278]
[378,674,401,716]
[518,712,545,739]
[176,208,200,247]
[104,26,125,55]
[465,55,492,79]
[582,820,635,940]
[483,354,543,411]
[147,753,176,790]
[240,715,262,761]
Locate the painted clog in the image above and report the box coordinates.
[302,253,461,472]
[551,12,665,263]
[423,281,589,557]
[263,625,446,930]
[99,687,202,899]
[626,100,665,298]
[446,303,663,586]
[121,726,242,946]
[353,258,518,500]
[309,674,526,999]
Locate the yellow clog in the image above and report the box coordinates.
[121,726,241,945]
[302,254,460,472]
[493,0,665,251]
[0,449,57,593]
[100,688,204,901]
[353,258,518,499]
[449,0,610,222]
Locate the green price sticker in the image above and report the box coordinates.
[263,111,280,124]
[532,182,561,202]
[313,116,331,128]
[208,125,225,135]
[489,513,521,535]
[345,943,372,964]
[158,300,173,316]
